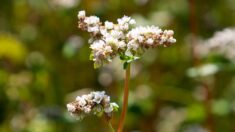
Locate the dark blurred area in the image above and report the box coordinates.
[1,0,235,132]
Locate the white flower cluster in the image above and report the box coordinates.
[67,91,119,120]
[195,28,235,61]
[78,10,176,68]
[126,26,176,56]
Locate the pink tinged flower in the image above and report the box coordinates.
[137,36,144,43]
[146,38,154,45]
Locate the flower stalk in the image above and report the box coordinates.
[118,64,131,132]
[109,121,115,132]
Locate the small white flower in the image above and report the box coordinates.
[104,103,119,113]
[129,19,136,25]
[127,40,139,51]
[146,38,154,45]
[82,94,93,101]
[100,28,108,36]
[67,103,76,112]
[159,36,167,44]
[121,23,129,30]
[137,36,144,43]
[104,105,113,113]
[118,41,126,49]
[84,16,100,25]
[83,105,91,113]
[168,37,176,43]
[87,26,99,33]
[165,30,174,36]
[118,16,131,25]
[76,96,87,106]
[78,10,86,19]
[105,21,114,29]
[90,40,105,50]
[106,37,118,45]
[110,30,124,39]
[104,45,113,54]
[92,91,105,104]
[110,102,119,108]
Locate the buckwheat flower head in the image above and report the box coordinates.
[195,28,235,61]
[66,91,119,120]
[126,26,176,56]
[77,10,176,68]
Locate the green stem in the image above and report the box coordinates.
[109,121,115,132]
[118,64,131,132]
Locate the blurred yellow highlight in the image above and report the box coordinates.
[0,34,27,63]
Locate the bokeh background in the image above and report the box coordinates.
[1,0,235,132]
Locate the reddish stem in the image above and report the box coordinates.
[117,64,131,132]
[203,82,214,132]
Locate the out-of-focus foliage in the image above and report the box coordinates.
[0,0,235,131]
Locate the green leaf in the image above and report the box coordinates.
[120,55,125,60]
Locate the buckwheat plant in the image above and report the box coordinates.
[67,10,176,132]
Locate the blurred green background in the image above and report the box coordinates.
[1,0,235,132]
